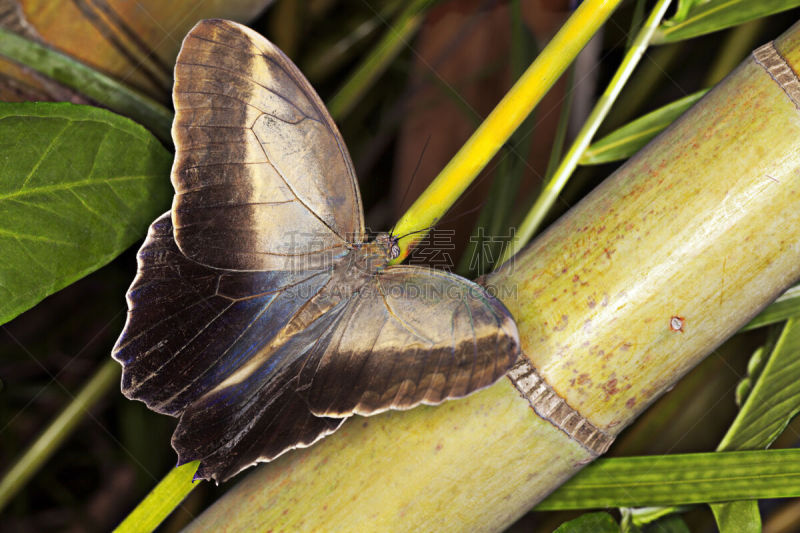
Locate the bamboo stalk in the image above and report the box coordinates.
[182,21,800,532]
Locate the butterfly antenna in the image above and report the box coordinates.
[395,227,433,241]
[440,200,487,224]
[395,195,488,243]
[391,135,432,237]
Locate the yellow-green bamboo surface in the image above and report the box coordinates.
[183,23,800,532]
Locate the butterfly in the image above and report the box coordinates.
[112,19,520,483]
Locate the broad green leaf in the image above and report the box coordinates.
[741,283,800,331]
[710,501,761,533]
[0,102,172,325]
[719,318,800,450]
[653,0,800,44]
[581,90,707,165]
[536,449,800,510]
[709,317,798,532]
[555,512,619,532]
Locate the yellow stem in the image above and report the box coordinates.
[498,0,673,266]
[392,0,624,260]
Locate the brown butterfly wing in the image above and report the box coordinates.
[172,19,364,271]
[297,266,520,417]
[172,310,349,483]
[112,213,345,482]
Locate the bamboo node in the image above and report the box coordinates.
[753,41,800,110]
[506,357,614,455]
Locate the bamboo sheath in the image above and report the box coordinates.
[184,22,800,532]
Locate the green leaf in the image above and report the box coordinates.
[710,501,761,533]
[741,283,800,331]
[643,515,691,533]
[555,512,620,533]
[671,0,702,23]
[536,449,800,510]
[0,102,172,325]
[0,27,173,145]
[709,319,799,531]
[581,90,707,165]
[653,0,800,44]
[719,318,800,450]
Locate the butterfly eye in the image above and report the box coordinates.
[390,243,401,259]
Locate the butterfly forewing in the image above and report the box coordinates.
[172,19,364,271]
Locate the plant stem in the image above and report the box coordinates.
[113,460,200,533]
[0,28,173,145]
[391,0,624,260]
[0,359,120,511]
[326,0,434,120]
[498,0,673,266]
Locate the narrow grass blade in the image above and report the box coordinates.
[327,0,434,120]
[499,0,672,265]
[457,0,541,277]
[392,0,624,260]
[304,0,405,83]
[536,449,800,510]
[703,19,766,87]
[653,0,800,44]
[580,90,707,165]
[0,359,120,511]
[113,461,200,533]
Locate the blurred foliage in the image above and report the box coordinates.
[1,1,800,532]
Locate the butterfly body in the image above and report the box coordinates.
[113,19,520,483]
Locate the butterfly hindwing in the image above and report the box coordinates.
[172,306,348,483]
[298,266,520,417]
[111,214,343,479]
[172,19,365,271]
